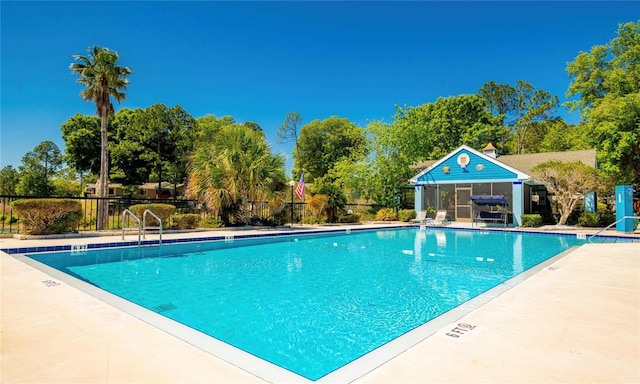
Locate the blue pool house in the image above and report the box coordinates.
[409,144,597,227]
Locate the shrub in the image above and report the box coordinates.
[337,212,361,223]
[302,215,322,225]
[358,212,376,222]
[249,216,281,227]
[397,209,416,222]
[520,214,542,227]
[577,211,600,227]
[375,208,398,221]
[306,194,328,223]
[172,214,201,230]
[598,211,616,227]
[199,215,223,228]
[128,204,176,226]
[577,209,616,228]
[11,199,82,235]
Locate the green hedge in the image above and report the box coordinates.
[397,209,416,222]
[172,213,201,229]
[337,212,361,223]
[375,208,398,221]
[520,214,543,227]
[128,204,176,226]
[11,199,82,235]
[199,215,223,228]
[577,210,616,227]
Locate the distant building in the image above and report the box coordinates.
[84,183,124,197]
[410,144,596,226]
[138,182,186,199]
[85,181,186,199]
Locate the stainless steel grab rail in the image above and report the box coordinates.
[587,215,639,242]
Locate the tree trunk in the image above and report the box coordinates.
[97,106,110,230]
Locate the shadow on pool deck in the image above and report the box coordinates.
[1,225,639,383]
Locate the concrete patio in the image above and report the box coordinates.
[1,226,638,383]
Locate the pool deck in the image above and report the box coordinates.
[2,223,639,383]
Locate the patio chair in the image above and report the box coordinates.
[410,210,429,224]
[432,210,449,225]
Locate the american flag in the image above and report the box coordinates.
[295,172,305,200]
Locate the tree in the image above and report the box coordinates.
[16,141,63,196]
[362,95,503,206]
[566,21,640,188]
[195,114,236,141]
[187,124,285,225]
[70,46,131,230]
[479,80,559,154]
[243,121,263,133]
[108,108,148,188]
[60,114,102,175]
[295,116,366,182]
[52,167,83,196]
[110,104,196,191]
[277,111,303,172]
[314,183,346,223]
[0,166,19,195]
[536,119,592,153]
[531,160,599,225]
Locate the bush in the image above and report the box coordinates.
[128,204,176,226]
[199,215,223,228]
[358,212,376,222]
[520,214,542,227]
[249,216,282,227]
[172,214,201,230]
[302,215,322,225]
[598,211,616,227]
[375,208,398,221]
[577,211,600,227]
[337,212,361,223]
[11,199,82,235]
[397,209,416,222]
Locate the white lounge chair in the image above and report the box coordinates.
[432,210,449,225]
[410,210,428,223]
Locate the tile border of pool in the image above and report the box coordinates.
[5,226,637,383]
[2,225,636,255]
[1,225,410,255]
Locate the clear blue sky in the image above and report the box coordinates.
[1,1,637,174]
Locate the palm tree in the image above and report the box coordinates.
[70,46,131,230]
[187,124,285,225]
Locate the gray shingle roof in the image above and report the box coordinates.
[411,149,597,176]
[497,149,596,175]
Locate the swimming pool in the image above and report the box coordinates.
[22,227,628,381]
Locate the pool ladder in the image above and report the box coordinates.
[122,209,163,247]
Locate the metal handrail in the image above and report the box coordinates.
[122,209,141,247]
[142,209,163,245]
[587,215,640,243]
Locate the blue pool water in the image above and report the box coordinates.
[27,228,611,380]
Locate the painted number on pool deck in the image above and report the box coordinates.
[446,323,476,338]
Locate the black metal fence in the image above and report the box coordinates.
[0,195,200,233]
[0,195,386,234]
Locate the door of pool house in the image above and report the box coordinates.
[455,186,472,222]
